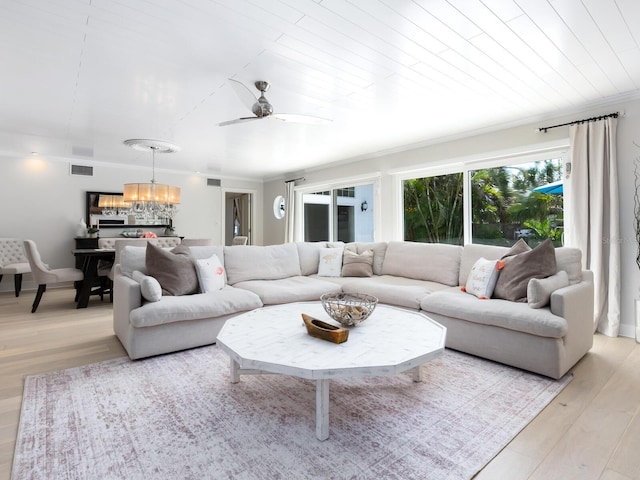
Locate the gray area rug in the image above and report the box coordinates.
[13,346,571,480]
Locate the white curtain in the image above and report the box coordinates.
[565,117,620,336]
[284,181,296,243]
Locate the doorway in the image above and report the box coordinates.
[224,192,252,245]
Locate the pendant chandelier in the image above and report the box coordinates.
[123,139,181,223]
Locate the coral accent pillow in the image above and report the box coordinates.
[195,254,226,293]
[341,249,374,277]
[145,243,199,296]
[493,239,557,302]
[317,247,344,277]
[463,257,500,299]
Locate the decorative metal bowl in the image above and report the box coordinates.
[320,292,378,327]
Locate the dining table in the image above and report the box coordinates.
[72,248,115,308]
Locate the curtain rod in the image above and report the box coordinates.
[284,176,305,184]
[538,112,618,133]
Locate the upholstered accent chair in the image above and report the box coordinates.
[23,240,84,313]
[0,238,31,297]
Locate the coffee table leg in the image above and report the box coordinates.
[316,379,330,441]
[411,365,423,382]
[230,359,240,383]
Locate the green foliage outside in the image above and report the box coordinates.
[404,159,563,246]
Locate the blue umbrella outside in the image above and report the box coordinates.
[532,180,563,195]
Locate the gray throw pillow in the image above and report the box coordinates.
[493,239,557,302]
[145,243,199,296]
[341,249,374,277]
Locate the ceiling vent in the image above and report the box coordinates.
[70,164,94,176]
[207,178,221,187]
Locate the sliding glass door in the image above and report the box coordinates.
[303,184,374,243]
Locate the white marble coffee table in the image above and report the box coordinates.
[217,302,446,440]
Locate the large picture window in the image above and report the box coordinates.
[402,156,564,247]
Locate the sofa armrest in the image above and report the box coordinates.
[550,270,594,364]
[113,265,143,340]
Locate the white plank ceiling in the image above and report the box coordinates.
[0,0,639,179]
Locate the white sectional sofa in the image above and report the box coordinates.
[113,240,594,379]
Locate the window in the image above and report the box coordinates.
[403,173,463,245]
[470,159,563,247]
[303,183,374,243]
[402,155,565,247]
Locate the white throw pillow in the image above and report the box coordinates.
[527,270,569,308]
[317,247,344,277]
[195,254,226,293]
[463,257,500,299]
[132,270,162,302]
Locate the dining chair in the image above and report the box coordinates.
[0,238,31,297]
[23,240,84,313]
[232,236,248,245]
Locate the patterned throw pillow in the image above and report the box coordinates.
[195,254,226,293]
[317,247,344,277]
[462,257,500,299]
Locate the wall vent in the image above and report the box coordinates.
[207,178,221,187]
[70,164,94,176]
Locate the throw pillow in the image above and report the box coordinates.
[317,247,344,277]
[195,254,226,293]
[493,238,557,302]
[145,243,199,296]
[527,270,569,309]
[131,270,162,302]
[496,238,532,270]
[341,249,374,277]
[463,257,500,299]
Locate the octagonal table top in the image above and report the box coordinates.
[217,302,446,380]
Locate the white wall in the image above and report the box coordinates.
[0,153,262,293]
[263,98,640,338]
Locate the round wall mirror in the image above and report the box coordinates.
[273,195,285,220]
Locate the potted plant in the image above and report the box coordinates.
[87,226,99,238]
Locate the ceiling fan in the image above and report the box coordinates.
[218,79,331,127]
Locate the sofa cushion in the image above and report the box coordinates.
[554,247,582,284]
[463,257,500,299]
[146,243,199,296]
[528,271,569,309]
[381,241,462,286]
[233,276,341,305]
[341,249,373,277]
[493,239,557,302]
[296,242,327,275]
[224,243,302,284]
[421,288,568,338]
[120,246,148,276]
[318,247,344,277]
[195,254,226,293]
[131,270,162,302]
[129,286,263,328]
[342,275,449,310]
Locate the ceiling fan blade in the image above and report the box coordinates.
[271,113,332,125]
[218,117,261,127]
[228,78,258,112]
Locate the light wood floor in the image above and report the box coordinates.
[1,288,639,480]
